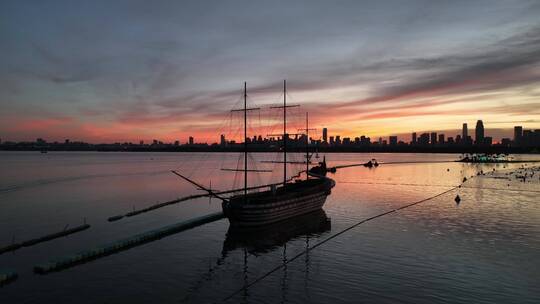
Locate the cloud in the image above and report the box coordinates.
[2,1,540,142]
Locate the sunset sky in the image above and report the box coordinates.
[1,0,540,143]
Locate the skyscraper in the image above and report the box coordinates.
[475,120,484,145]
[462,123,468,139]
[514,126,523,145]
[412,132,417,144]
[322,128,328,143]
[389,136,398,146]
[430,132,437,145]
[220,134,226,145]
[438,134,445,144]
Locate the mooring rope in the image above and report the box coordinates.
[336,180,454,188]
[221,184,460,302]
[333,160,456,169]
[460,185,540,194]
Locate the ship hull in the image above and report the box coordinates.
[223,177,335,227]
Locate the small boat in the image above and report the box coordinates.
[309,156,328,176]
[363,159,379,168]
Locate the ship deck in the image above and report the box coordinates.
[228,177,334,205]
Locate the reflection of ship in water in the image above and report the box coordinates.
[182,210,330,303]
[222,209,331,256]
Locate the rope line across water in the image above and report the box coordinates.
[221,185,460,302]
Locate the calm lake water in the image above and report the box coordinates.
[1,152,539,303]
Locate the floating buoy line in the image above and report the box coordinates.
[34,212,225,274]
[0,222,90,255]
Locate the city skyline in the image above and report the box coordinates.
[4,120,539,151]
[1,1,540,143]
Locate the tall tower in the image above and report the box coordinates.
[322,127,328,143]
[462,123,468,139]
[475,120,484,145]
[514,126,523,145]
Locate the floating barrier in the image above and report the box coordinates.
[107,179,296,222]
[107,194,208,221]
[0,271,17,286]
[107,215,124,222]
[35,211,225,274]
[0,224,90,255]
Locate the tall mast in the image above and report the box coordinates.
[283,79,287,187]
[244,81,247,198]
[306,112,309,180]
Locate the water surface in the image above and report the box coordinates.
[0,152,539,303]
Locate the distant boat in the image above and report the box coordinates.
[363,159,379,168]
[309,155,328,176]
[175,80,335,227]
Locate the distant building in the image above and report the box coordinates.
[430,132,437,145]
[139,140,144,145]
[329,136,335,146]
[514,126,523,146]
[412,132,417,144]
[189,136,194,145]
[174,140,180,146]
[523,130,533,147]
[220,134,226,145]
[65,139,70,144]
[462,123,468,139]
[389,136,398,146]
[419,133,430,145]
[438,134,445,144]
[475,120,484,145]
[322,128,328,143]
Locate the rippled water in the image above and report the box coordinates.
[0,152,539,303]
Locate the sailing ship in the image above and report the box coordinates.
[174,80,335,227]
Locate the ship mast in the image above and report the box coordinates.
[244,81,247,198]
[223,83,265,198]
[268,80,299,186]
[283,79,287,187]
[306,112,309,180]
